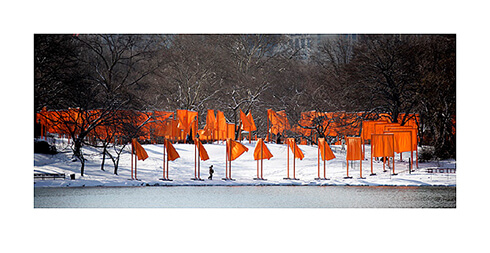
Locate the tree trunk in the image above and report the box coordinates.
[100,145,106,171]
[73,135,87,176]
[80,160,85,177]
[114,160,119,175]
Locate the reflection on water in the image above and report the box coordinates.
[34,186,456,208]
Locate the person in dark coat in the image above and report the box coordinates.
[276,133,282,144]
[208,165,214,180]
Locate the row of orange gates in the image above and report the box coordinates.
[129,137,331,181]
[36,107,419,180]
[129,119,418,181]
[36,107,418,146]
[36,108,263,144]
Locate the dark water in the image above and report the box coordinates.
[34,186,456,208]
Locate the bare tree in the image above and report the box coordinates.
[151,35,225,116]
[417,35,456,159]
[36,34,166,176]
[40,108,117,176]
[220,34,291,137]
[311,35,367,112]
[349,35,423,124]
[104,110,154,175]
[34,34,88,137]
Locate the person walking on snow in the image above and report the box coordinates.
[208,165,214,180]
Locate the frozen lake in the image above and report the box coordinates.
[34,186,456,208]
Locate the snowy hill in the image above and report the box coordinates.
[34,137,456,187]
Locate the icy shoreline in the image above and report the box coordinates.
[34,183,457,188]
[34,178,457,188]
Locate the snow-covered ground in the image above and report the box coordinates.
[34,137,456,187]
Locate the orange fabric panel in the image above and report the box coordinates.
[325,112,338,137]
[57,110,70,135]
[161,119,179,140]
[277,110,290,131]
[172,119,179,140]
[177,110,198,136]
[297,111,365,138]
[292,124,311,137]
[164,139,180,161]
[176,110,188,130]
[227,123,235,140]
[373,113,419,129]
[45,111,58,134]
[268,109,291,135]
[197,129,209,140]
[386,127,417,151]
[227,139,249,161]
[157,119,170,137]
[361,121,371,140]
[247,112,257,132]
[346,137,362,161]
[57,110,72,135]
[216,110,227,140]
[318,138,336,161]
[37,107,48,126]
[50,111,62,134]
[240,110,251,130]
[253,138,273,160]
[240,110,257,132]
[339,112,362,136]
[374,123,385,135]
[204,109,216,136]
[297,111,316,136]
[362,120,388,140]
[94,124,111,141]
[133,111,149,140]
[36,112,43,124]
[68,108,82,126]
[382,123,401,132]
[374,123,400,135]
[151,111,173,138]
[153,111,173,120]
[189,111,198,137]
[196,140,209,161]
[287,138,305,160]
[132,138,149,161]
[176,110,187,141]
[267,109,276,134]
[385,130,412,153]
[371,134,394,158]
[151,111,173,137]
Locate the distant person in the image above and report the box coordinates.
[208,165,214,180]
[276,133,281,144]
